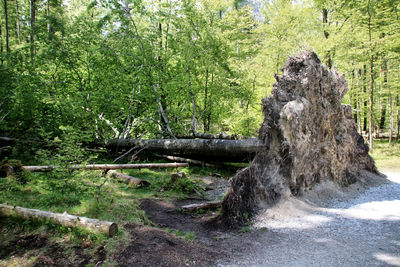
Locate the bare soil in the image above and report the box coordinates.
[0,229,105,266]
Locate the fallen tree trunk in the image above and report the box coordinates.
[181,200,222,212]
[178,132,238,140]
[0,204,118,237]
[106,139,262,162]
[158,155,245,171]
[107,170,149,187]
[23,163,188,172]
[0,137,15,143]
[157,155,217,168]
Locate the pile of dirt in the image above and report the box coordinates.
[115,223,220,267]
[222,51,378,226]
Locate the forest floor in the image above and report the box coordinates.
[0,140,399,266]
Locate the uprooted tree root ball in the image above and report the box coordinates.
[221,51,377,227]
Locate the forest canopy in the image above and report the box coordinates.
[1,0,399,159]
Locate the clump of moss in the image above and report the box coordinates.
[0,159,30,184]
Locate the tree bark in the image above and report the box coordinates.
[23,163,188,172]
[107,170,149,187]
[369,56,374,152]
[30,0,36,63]
[106,138,262,162]
[0,16,3,65]
[4,0,9,53]
[0,204,118,236]
[363,65,368,132]
[15,0,21,44]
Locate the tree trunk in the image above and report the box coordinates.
[107,170,149,187]
[379,60,388,131]
[389,96,393,145]
[4,0,9,53]
[322,8,332,68]
[23,163,188,172]
[106,138,262,162]
[0,16,3,65]
[15,0,21,44]
[363,65,368,133]
[0,204,118,236]
[204,68,209,132]
[175,132,237,140]
[369,56,374,153]
[30,0,36,63]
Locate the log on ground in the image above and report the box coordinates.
[107,170,150,187]
[181,200,222,212]
[23,162,188,172]
[0,204,118,237]
[106,138,262,162]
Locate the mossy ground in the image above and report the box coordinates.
[0,161,234,266]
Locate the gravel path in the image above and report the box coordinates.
[219,170,400,267]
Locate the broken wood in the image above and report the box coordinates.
[107,170,149,187]
[0,204,118,237]
[23,163,188,172]
[106,138,262,162]
[181,200,222,212]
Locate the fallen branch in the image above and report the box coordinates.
[0,204,118,237]
[107,170,150,187]
[23,163,188,172]
[181,200,222,212]
[158,155,245,172]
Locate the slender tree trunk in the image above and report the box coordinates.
[367,0,374,152]
[203,68,209,132]
[363,65,368,133]
[4,0,9,53]
[47,0,50,33]
[30,0,36,63]
[389,95,393,145]
[0,17,3,65]
[379,60,388,132]
[322,8,332,68]
[15,0,21,44]
[369,57,374,152]
[397,95,400,139]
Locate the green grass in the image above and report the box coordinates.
[164,228,196,241]
[370,139,400,171]
[0,163,227,266]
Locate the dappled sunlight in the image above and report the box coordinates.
[255,211,333,230]
[374,253,400,267]
[326,200,400,221]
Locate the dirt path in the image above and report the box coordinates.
[218,170,400,266]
